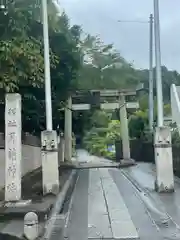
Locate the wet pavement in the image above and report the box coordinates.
[123,163,180,239]
[74,150,119,168]
[62,152,180,240]
[73,150,135,169]
[64,168,162,240]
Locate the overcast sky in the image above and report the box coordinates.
[59,0,180,71]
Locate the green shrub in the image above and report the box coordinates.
[128,111,147,139]
[83,119,120,158]
[172,129,180,146]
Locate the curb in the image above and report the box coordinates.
[118,159,137,168]
[61,161,136,169]
[63,174,79,238]
[40,170,77,239]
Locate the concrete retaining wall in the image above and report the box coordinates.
[0,133,65,188]
[0,133,41,188]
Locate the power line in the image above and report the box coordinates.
[117,20,151,24]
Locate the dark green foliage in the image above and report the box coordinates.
[0,0,81,134]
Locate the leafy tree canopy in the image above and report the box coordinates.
[0,0,81,133]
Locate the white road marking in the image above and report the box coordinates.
[99,168,139,239]
[88,168,112,239]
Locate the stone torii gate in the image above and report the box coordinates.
[64,89,139,163]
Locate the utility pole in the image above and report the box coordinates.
[154,0,163,127]
[42,0,53,130]
[41,0,59,195]
[117,16,155,130]
[149,14,154,131]
[153,0,174,193]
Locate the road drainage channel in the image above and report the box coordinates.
[121,170,180,240]
[60,172,78,215]
[42,170,78,240]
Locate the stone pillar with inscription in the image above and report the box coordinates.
[5,94,22,202]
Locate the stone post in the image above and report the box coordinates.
[5,93,22,202]
[41,130,59,195]
[24,212,39,240]
[64,96,72,162]
[154,126,174,192]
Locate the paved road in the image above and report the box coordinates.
[63,168,161,240]
[75,149,119,168]
[61,153,180,240]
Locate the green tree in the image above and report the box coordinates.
[128,111,147,139]
[77,34,140,90]
[0,0,81,133]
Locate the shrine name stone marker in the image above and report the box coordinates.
[5,94,22,201]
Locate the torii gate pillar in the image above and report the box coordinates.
[119,95,131,160]
[64,96,72,162]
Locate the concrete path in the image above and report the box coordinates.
[63,160,180,240]
[74,150,119,168]
[64,167,163,240]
